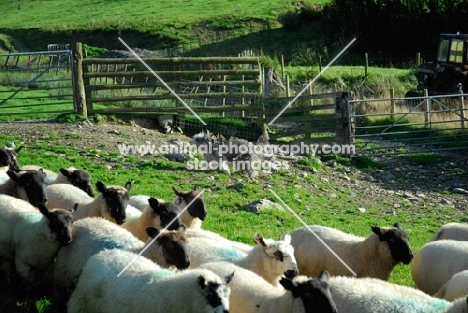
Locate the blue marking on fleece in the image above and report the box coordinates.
[217,247,244,262]
[44,172,58,184]
[98,238,130,251]
[390,294,450,313]
[25,213,43,223]
[152,269,174,280]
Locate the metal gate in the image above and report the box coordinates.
[0,48,75,117]
[349,93,468,156]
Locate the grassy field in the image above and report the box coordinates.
[0,0,329,31]
[0,126,466,311]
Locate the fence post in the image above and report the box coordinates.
[364,53,369,77]
[460,87,465,130]
[335,92,354,149]
[416,53,421,67]
[286,75,290,97]
[72,42,88,118]
[390,87,395,115]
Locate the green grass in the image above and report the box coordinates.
[0,0,328,31]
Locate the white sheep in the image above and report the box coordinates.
[121,197,185,241]
[46,181,131,225]
[185,228,253,253]
[0,169,48,207]
[0,194,75,283]
[52,216,190,288]
[128,185,207,229]
[412,240,468,295]
[21,165,94,197]
[430,223,468,242]
[328,275,468,313]
[67,249,233,313]
[289,222,414,280]
[188,232,298,287]
[198,261,338,313]
[434,270,468,302]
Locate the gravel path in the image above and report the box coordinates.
[2,117,468,216]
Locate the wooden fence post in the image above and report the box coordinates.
[72,42,88,118]
[335,91,354,149]
[416,52,421,67]
[364,53,369,77]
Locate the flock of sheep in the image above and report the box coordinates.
[1,145,468,313]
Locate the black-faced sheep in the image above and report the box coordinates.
[67,249,232,313]
[46,181,131,225]
[329,275,468,313]
[128,185,207,229]
[0,169,47,207]
[21,165,94,197]
[0,194,75,283]
[198,261,338,313]
[188,232,298,287]
[122,197,185,241]
[52,217,190,289]
[412,239,468,295]
[0,146,22,171]
[290,223,413,280]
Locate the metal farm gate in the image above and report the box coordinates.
[0,45,75,116]
[349,92,468,156]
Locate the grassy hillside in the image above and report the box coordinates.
[0,0,334,62]
[1,0,329,30]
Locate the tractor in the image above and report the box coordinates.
[406,33,468,98]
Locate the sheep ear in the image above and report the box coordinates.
[70,203,79,214]
[37,203,52,217]
[393,222,403,230]
[193,186,200,191]
[225,272,234,284]
[146,227,160,239]
[280,232,291,244]
[6,170,19,182]
[253,233,267,246]
[59,168,71,177]
[371,226,386,240]
[96,181,106,193]
[148,198,161,212]
[318,270,330,282]
[15,146,23,153]
[197,275,207,289]
[176,224,186,233]
[280,277,299,297]
[124,181,132,192]
[172,186,184,197]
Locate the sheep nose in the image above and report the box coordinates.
[285,269,298,279]
[179,260,190,270]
